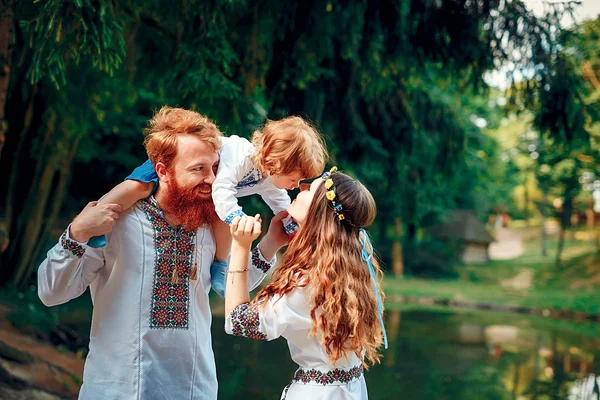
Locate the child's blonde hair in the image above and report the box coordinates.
[251,116,327,178]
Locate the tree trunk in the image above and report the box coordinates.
[556,196,573,268]
[555,223,566,268]
[524,175,529,227]
[28,136,81,283]
[10,155,60,286]
[392,217,404,277]
[0,0,13,162]
[541,191,548,257]
[585,207,594,242]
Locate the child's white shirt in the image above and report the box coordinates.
[212,135,296,232]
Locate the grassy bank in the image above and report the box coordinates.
[383,227,600,316]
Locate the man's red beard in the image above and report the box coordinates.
[161,172,219,231]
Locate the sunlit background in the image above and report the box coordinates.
[0,0,599,399]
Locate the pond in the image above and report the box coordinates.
[211,304,600,400]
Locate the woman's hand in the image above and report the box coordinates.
[264,211,291,250]
[230,215,262,249]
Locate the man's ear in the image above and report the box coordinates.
[155,162,168,183]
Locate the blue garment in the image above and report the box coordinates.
[125,159,159,196]
[88,160,159,249]
[210,259,228,298]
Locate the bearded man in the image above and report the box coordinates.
[37,107,288,399]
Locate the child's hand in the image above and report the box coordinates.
[230,214,262,248]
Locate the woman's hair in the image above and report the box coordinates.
[253,172,384,367]
[251,116,327,178]
[144,106,222,169]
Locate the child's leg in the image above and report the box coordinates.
[210,220,233,297]
[88,180,154,248]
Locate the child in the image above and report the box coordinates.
[224,167,387,400]
[89,112,327,297]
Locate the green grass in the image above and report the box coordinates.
[384,228,600,315]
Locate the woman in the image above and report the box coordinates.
[224,167,387,400]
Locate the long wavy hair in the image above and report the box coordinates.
[253,172,384,367]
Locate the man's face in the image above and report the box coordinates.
[169,135,220,196]
[160,135,220,231]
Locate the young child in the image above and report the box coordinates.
[89,113,327,297]
[224,168,387,400]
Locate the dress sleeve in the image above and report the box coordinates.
[37,226,106,307]
[246,245,275,291]
[224,285,311,341]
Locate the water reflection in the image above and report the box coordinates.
[211,306,600,399]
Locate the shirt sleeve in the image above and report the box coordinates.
[247,245,275,291]
[212,162,246,224]
[224,285,311,341]
[37,226,106,307]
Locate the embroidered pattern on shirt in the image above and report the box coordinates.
[229,302,267,340]
[235,168,262,189]
[294,365,363,385]
[60,231,85,259]
[251,246,272,273]
[140,198,196,330]
[224,209,246,225]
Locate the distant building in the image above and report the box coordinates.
[430,209,494,264]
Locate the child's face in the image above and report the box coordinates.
[269,171,304,190]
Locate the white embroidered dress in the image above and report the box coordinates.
[212,135,297,233]
[37,197,275,399]
[225,285,368,400]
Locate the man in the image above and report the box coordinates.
[37,107,288,399]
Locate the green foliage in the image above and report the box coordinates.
[2,0,575,283]
[18,0,124,87]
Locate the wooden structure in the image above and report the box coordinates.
[430,209,494,264]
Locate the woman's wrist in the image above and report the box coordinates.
[231,241,252,253]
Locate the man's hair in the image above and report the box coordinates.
[144,106,222,169]
[251,116,328,179]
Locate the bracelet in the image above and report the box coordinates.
[227,268,249,274]
[227,268,248,284]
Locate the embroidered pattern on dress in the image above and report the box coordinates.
[251,246,272,273]
[294,365,363,385]
[229,302,267,340]
[235,168,262,189]
[60,231,85,259]
[140,198,196,330]
[224,210,246,225]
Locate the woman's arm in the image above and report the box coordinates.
[224,215,262,315]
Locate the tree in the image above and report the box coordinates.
[0,0,550,285]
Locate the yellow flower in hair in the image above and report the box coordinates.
[324,179,334,189]
[338,214,345,221]
[326,190,336,201]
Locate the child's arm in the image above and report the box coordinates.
[97,180,154,212]
[212,165,247,224]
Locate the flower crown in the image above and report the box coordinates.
[321,166,345,221]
